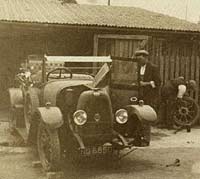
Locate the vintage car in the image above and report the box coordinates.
[8,55,157,171]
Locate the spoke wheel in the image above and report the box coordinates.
[172,96,199,126]
[37,122,61,172]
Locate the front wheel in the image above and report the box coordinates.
[37,122,61,172]
[24,88,39,134]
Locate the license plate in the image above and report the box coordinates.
[81,146,112,156]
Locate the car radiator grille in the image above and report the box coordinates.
[76,89,113,142]
[79,121,112,136]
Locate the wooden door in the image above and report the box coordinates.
[94,34,148,85]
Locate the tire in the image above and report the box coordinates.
[24,88,39,133]
[8,88,23,132]
[172,96,199,126]
[37,122,61,172]
[9,107,17,134]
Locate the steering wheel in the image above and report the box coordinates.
[47,67,73,81]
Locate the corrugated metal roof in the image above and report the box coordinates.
[0,0,200,32]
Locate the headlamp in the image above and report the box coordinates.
[115,109,128,124]
[73,110,87,125]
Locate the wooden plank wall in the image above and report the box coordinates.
[150,38,200,102]
[95,34,200,103]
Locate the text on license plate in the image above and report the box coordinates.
[81,146,112,156]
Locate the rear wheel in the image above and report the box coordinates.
[37,122,61,172]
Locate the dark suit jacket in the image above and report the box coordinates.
[138,62,161,105]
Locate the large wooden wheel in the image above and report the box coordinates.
[37,122,61,172]
[172,96,199,127]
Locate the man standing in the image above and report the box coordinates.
[134,50,161,146]
[135,50,161,109]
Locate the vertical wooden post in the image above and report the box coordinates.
[191,55,195,80]
[170,55,175,80]
[175,55,179,78]
[93,34,99,74]
[164,55,169,83]
[195,56,200,102]
[180,56,185,77]
[185,56,189,81]
[93,34,98,56]
[160,55,164,84]
[42,55,47,83]
[128,40,133,57]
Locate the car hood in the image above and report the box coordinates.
[43,79,93,106]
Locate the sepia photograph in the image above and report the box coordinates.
[0,0,200,178]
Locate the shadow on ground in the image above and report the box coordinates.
[151,130,169,141]
[60,153,156,179]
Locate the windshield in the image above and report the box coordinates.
[25,55,112,84]
[111,57,138,86]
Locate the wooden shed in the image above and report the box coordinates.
[0,0,200,107]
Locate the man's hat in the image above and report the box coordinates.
[135,50,149,56]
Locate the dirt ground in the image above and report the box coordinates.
[0,109,200,179]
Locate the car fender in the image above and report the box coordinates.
[126,104,157,122]
[36,107,63,129]
[8,88,23,107]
